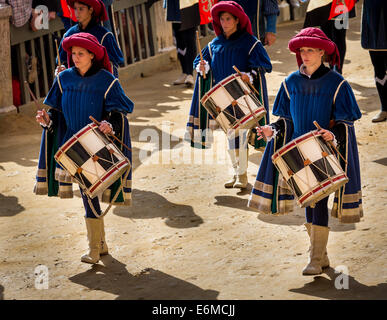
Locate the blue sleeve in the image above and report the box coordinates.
[333,81,362,122]
[248,40,272,73]
[193,43,212,69]
[265,14,277,33]
[105,80,134,114]
[43,76,62,111]
[272,82,291,119]
[102,32,125,67]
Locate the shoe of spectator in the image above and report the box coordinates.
[372,111,387,122]
[173,73,188,85]
[185,74,194,87]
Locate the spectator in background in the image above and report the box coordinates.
[163,0,198,87]
[57,0,124,78]
[230,0,279,46]
[304,0,358,74]
[361,0,387,123]
[30,0,61,31]
[58,0,77,31]
[101,0,113,31]
[0,0,32,28]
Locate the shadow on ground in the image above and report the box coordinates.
[69,255,219,300]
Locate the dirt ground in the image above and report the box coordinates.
[0,12,386,301]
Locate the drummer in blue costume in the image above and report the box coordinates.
[248,27,363,276]
[57,0,124,78]
[186,1,272,189]
[34,33,134,265]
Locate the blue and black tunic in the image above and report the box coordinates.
[248,64,363,223]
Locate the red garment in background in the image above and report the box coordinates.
[199,0,218,25]
[12,77,21,107]
[329,0,356,20]
[61,0,77,22]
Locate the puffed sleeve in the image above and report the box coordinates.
[272,81,291,119]
[43,76,62,111]
[101,32,125,68]
[248,39,272,73]
[333,80,362,122]
[193,43,212,69]
[104,79,134,114]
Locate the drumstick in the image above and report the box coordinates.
[55,39,61,67]
[196,30,206,79]
[233,65,260,98]
[243,96,267,142]
[89,115,132,152]
[313,121,347,164]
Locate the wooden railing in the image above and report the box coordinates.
[9,0,160,106]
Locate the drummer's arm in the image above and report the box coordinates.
[330,122,346,147]
[102,111,122,137]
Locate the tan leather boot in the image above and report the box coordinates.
[302,225,329,275]
[224,175,237,188]
[304,223,329,268]
[100,217,108,256]
[233,172,248,189]
[81,217,101,264]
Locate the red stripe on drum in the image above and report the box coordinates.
[298,174,347,205]
[273,131,319,160]
[201,74,239,102]
[88,160,129,194]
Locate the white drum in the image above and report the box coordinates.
[200,74,266,135]
[272,130,348,208]
[55,123,130,199]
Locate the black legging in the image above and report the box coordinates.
[369,51,387,111]
[172,23,197,76]
[321,20,347,74]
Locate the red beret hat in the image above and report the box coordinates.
[62,32,112,73]
[67,0,108,22]
[211,1,253,37]
[288,27,340,68]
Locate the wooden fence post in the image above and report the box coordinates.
[0,4,14,111]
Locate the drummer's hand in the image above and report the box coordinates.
[256,125,273,140]
[319,129,334,142]
[99,121,113,135]
[264,32,276,46]
[36,109,50,126]
[55,65,66,76]
[241,73,250,83]
[199,60,206,75]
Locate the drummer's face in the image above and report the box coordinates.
[220,12,239,37]
[71,46,94,71]
[299,47,324,68]
[74,2,93,25]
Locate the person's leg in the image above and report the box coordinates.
[179,26,197,86]
[370,51,387,122]
[332,25,347,73]
[80,190,102,263]
[234,129,249,188]
[172,23,188,85]
[303,197,330,275]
